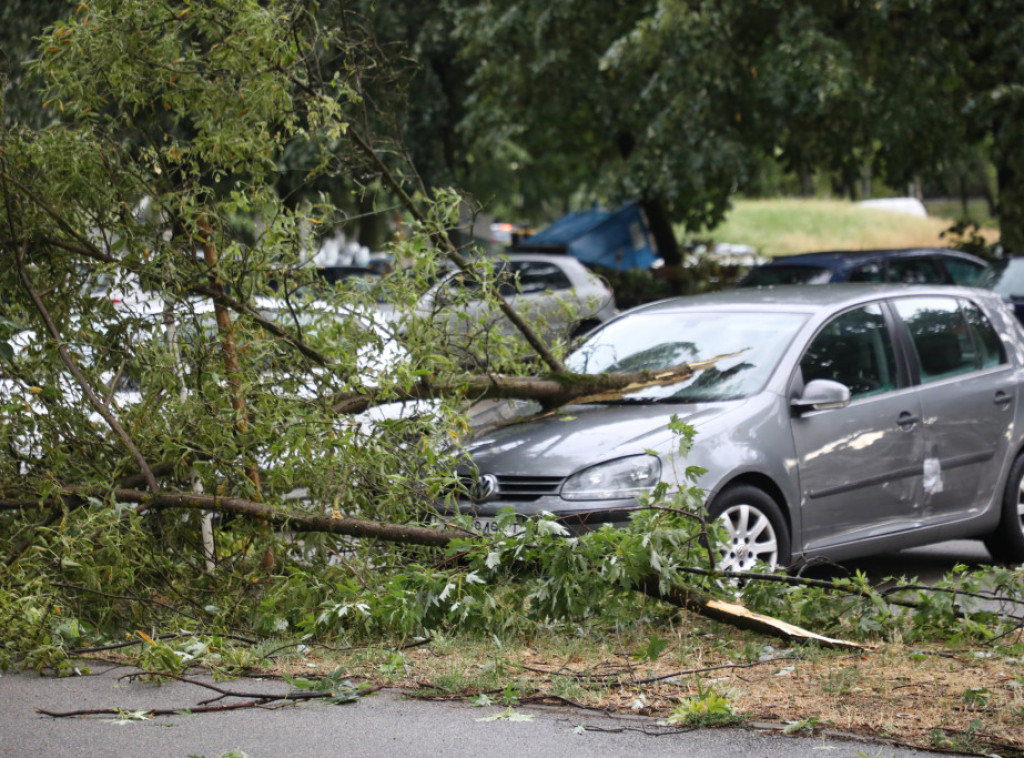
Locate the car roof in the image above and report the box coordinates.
[627,282,998,317]
[759,247,985,268]
[478,251,584,265]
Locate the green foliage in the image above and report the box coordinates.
[663,677,742,728]
[282,668,368,705]
[961,687,991,710]
[633,634,670,663]
[941,220,1001,261]
[782,715,820,735]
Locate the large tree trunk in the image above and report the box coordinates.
[996,149,1024,254]
[641,196,681,266]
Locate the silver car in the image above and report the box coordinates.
[421,252,618,341]
[455,284,1024,570]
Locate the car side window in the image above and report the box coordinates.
[849,262,884,282]
[962,301,1007,368]
[509,261,572,294]
[440,264,520,299]
[892,296,991,382]
[943,258,986,285]
[887,258,944,284]
[799,304,898,398]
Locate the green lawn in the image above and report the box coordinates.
[690,198,999,258]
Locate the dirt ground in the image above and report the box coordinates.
[289,629,1024,757]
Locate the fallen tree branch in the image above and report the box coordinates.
[674,565,1024,623]
[638,578,868,650]
[329,358,721,415]
[109,487,453,547]
[504,655,801,685]
[97,485,865,648]
[16,477,1018,646]
[36,671,374,719]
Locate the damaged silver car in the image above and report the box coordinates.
[455,284,1024,571]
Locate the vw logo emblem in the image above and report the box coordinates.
[469,474,499,504]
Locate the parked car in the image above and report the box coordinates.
[453,284,1024,570]
[737,248,989,288]
[411,252,618,343]
[315,265,383,286]
[977,256,1024,325]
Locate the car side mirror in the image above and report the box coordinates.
[791,378,851,413]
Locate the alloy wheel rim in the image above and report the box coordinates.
[1017,477,1024,530]
[717,504,778,572]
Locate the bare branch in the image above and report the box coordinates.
[14,245,159,493]
[344,124,567,374]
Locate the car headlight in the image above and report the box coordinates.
[560,455,661,501]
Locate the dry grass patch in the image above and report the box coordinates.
[700,198,1001,256]
[281,624,1024,756]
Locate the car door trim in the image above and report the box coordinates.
[808,465,923,499]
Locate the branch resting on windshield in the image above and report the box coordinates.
[330,355,734,415]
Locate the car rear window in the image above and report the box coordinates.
[943,258,987,285]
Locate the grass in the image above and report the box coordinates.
[691,198,1001,258]
[254,621,1024,757]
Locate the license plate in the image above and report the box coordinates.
[473,517,524,537]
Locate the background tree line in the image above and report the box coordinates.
[4,0,1022,261]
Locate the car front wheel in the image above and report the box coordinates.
[984,454,1024,564]
[707,485,791,572]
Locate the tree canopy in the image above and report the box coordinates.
[5,1,1023,253]
[451,0,1024,253]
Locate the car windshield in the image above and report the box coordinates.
[739,265,834,286]
[566,310,808,402]
[978,258,1024,298]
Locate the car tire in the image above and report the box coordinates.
[707,485,791,572]
[983,454,1024,564]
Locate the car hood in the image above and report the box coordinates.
[461,400,738,477]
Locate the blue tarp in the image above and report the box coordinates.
[515,202,658,271]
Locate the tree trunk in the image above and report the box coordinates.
[357,192,388,251]
[641,196,680,266]
[798,166,815,197]
[997,158,1024,254]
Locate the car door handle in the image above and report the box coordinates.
[897,411,920,428]
[994,390,1013,407]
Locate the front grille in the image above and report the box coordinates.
[492,475,563,502]
[457,474,563,503]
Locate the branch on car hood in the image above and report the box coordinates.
[330,355,736,415]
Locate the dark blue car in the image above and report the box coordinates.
[738,248,989,288]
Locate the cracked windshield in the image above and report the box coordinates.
[566,310,808,402]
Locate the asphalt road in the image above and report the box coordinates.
[0,666,959,758]
[821,538,996,583]
[0,541,1000,758]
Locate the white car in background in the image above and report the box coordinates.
[417,252,618,344]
